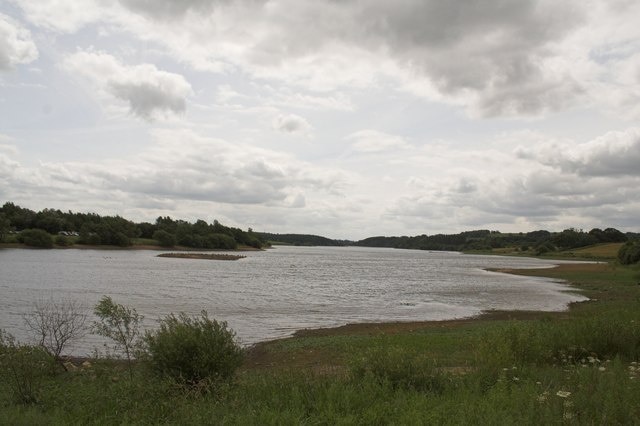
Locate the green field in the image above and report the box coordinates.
[2,259,640,424]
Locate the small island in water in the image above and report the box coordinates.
[157,253,246,261]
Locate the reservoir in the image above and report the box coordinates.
[0,246,587,355]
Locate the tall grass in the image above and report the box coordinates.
[473,310,640,368]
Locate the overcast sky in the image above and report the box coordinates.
[1,0,639,239]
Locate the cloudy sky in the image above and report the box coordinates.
[1,0,639,239]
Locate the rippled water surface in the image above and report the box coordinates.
[0,246,587,354]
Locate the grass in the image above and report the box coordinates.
[468,241,624,261]
[2,260,640,423]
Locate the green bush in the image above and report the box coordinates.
[54,235,72,246]
[618,241,640,265]
[17,229,53,248]
[0,330,55,405]
[142,311,243,388]
[534,242,556,255]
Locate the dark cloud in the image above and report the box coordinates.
[556,130,640,177]
[272,113,311,134]
[64,51,192,121]
[109,81,187,120]
[118,0,226,19]
[242,0,586,115]
[518,128,640,177]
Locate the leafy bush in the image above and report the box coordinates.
[54,235,72,246]
[17,229,53,248]
[534,242,556,255]
[0,330,55,405]
[142,311,243,388]
[618,241,640,265]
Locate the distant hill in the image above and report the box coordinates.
[257,232,352,247]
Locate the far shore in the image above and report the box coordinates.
[0,242,264,251]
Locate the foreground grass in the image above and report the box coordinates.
[2,261,640,424]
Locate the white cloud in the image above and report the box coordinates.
[63,50,193,121]
[10,0,107,33]
[2,129,346,210]
[382,128,640,233]
[346,130,409,153]
[272,113,311,135]
[0,13,38,71]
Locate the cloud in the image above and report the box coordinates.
[63,50,193,121]
[9,0,107,33]
[382,128,640,233]
[13,0,640,118]
[0,13,38,71]
[517,128,640,177]
[346,130,409,153]
[2,129,346,213]
[272,113,311,134]
[118,0,221,20]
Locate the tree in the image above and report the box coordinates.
[92,296,144,378]
[23,299,88,371]
[153,229,176,247]
[0,212,11,242]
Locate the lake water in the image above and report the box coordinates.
[0,246,587,355]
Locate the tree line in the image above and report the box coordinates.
[256,232,350,247]
[355,227,635,255]
[0,202,264,249]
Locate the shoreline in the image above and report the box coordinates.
[244,263,596,366]
[57,262,597,368]
[285,263,592,338]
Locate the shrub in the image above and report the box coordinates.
[17,229,53,248]
[534,242,556,255]
[54,235,72,246]
[0,330,55,405]
[142,311,243,388]
[618,241,640,265]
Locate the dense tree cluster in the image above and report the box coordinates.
[0,202,264,249]
[355,227,630,253]
[256,232,349,246]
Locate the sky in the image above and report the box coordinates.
[1,0,639,240]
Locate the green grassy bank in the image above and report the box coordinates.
[2,259,640,424]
